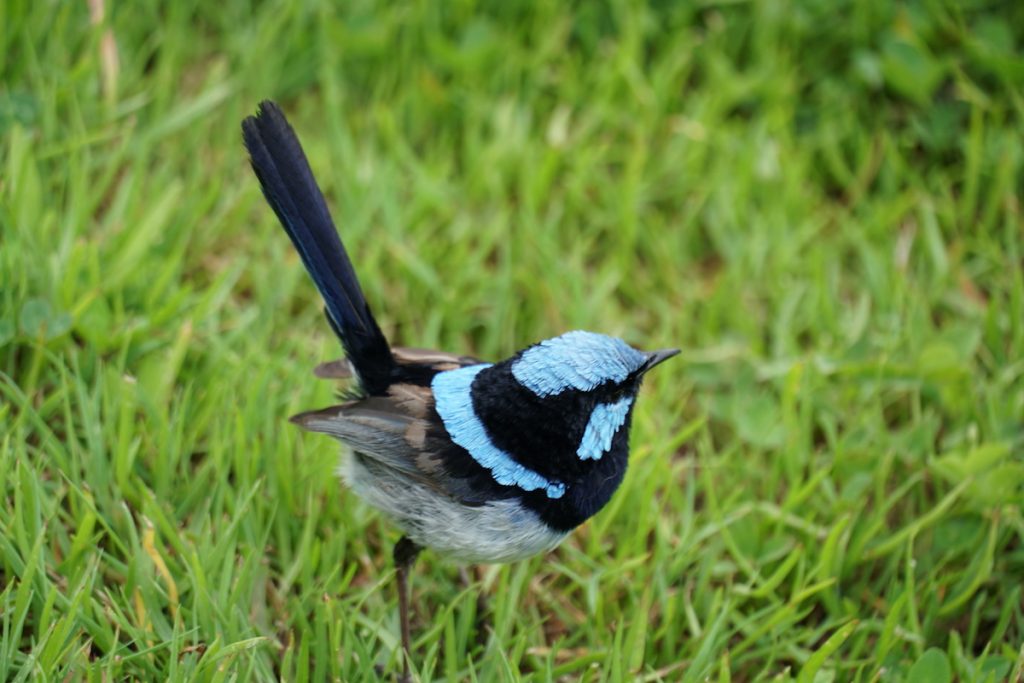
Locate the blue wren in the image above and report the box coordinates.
[242,101,678,680]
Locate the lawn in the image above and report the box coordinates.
[2,1,1023,681]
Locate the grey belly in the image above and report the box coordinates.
[338,453,567,564]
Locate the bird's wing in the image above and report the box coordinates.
[290,384,501,505]
[312,359,354,379]
[392,347,482,369]
[312,347,482,380]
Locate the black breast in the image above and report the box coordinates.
[518,424,632,531]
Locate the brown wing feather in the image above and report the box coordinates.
[313,347,481,380]
[313,359,353,379]
[391,347,481,370]
[290,383,483,500]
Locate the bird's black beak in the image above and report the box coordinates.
[642,348,680,373]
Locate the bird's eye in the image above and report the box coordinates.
[606,382,635,403]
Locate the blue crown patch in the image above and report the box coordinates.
[511,331,646,397]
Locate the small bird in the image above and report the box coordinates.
[242,101,678,680]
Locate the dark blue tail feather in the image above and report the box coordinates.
[242,101,394,395]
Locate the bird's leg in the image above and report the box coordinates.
[458,565,491,648]
[458,566,490,623]
[393,536,422,682]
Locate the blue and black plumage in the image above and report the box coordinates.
[242,102,394,395]
[242,100,678,679]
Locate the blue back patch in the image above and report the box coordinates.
[432,364,566,499]
[577,396,634,460]
[511,331,647,397]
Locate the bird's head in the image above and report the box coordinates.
[432,330,678,527]
[511,330,677,401]
[505,330,678,460]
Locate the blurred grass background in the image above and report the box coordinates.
[2,0,1024,680]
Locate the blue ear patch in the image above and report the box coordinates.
[432,364,566,499]
[512,331,646,397]
[577,396,634,460]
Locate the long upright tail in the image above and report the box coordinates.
[242,100,394,395]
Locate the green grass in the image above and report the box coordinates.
[3,1,1024,680]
